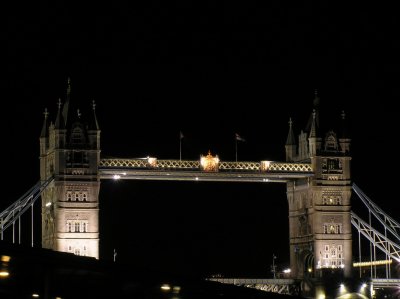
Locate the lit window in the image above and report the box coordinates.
[331,248,337,257]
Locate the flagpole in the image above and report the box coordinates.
[179,131,183,161]
[235,138,238,162]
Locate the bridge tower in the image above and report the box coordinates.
[39,78,101,258]
[285,92,352,279]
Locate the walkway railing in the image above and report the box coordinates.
[99,158,313,173]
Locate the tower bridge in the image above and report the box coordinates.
[1,81,399,298]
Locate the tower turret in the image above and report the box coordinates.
[308,109,322,157]
[285,118,297,162]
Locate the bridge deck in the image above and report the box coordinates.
[99,158,313,182]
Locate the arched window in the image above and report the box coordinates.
[75,222,80,232]
[67,192,72,201]
[83,193,87,202]
[83,222,87,232]
[70,126,86,145]
[324,131,338,151]
[68,223,72,232]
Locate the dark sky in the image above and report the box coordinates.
[4,2,400,277]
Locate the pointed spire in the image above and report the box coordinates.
[341,110,348,138]
[313,89,320,108]
[286,117,296,145]
[62,77,71,126]
[306,90,320,133]
[89,100,100,130]
[67,77,71,98]
[309,109,317,138]
[40,108,49,137]
[54,98,65,129]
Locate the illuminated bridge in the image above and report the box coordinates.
[1,82,399,298]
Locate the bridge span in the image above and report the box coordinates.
[99,158,313,182]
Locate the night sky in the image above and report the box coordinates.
[4,2,400,277]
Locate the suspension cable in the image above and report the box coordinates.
[0,177,53,235]
[352,183,400,242]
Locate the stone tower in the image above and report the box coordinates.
[285,92,352,279]
[39,78,101,258]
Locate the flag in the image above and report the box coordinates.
[235,133,245,142]
[180,131,184,139]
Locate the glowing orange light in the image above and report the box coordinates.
[200,151,219,172]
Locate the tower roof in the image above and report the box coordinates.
[286,118,296,145]
[309,109,317,138]
[40,108,49,138]
[88,100,100,130]
[305,90,320,136]
[340,110,349,138]
[62,77,71,127]
[54,98,65,129]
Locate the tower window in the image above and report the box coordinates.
[323,223,342,234]
[70,126,86,145]
[331,248,337,257]
[324,131,338,151]
[322,158,342,174]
